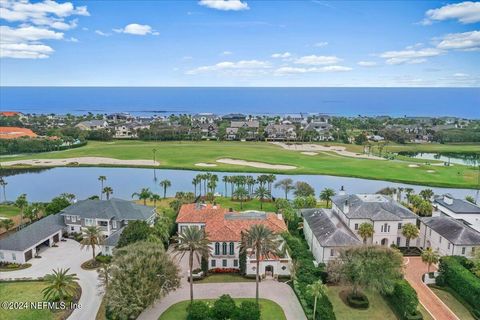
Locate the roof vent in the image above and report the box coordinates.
[339,186,346,196]
[444,194,454,205]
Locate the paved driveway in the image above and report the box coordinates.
[404,257,459,320]
[139,248,306,320]
[0,239,102,320]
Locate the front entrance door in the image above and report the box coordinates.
[381,238,388,246]
[265,265,274,277]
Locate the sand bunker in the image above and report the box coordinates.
[216,158,296,170]
[0,157,160,167]
[195,163,218,167]
[271,142,385,160]
[408,164,420,168]
[301,152,318,156]
[426,170,436,173]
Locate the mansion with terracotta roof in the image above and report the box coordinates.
[176,203,291,277]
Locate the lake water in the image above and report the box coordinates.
[0,167,478,203]
[398,152,480,166]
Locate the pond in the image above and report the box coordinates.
[398,152,480,166]
[0,167,478,203]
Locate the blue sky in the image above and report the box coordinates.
[0,0,479,86]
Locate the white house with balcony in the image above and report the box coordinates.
[331,194,418,247]
[433,194,480,232]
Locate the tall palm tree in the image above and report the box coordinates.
[254,186,271,210]
[240,224,281,303]
[233,186,249,209]
[320,188,336,208]
[0,177,7,202]
[159,179,171,198]
[274,178,294,200]
[402,223,419,251]
[397,187,404,202]
[209,174,218,194]
[80,226,104,262]
[42,268,79,303]
[419,189,434,201]
[97,262,111,294]
[266,174,276,194]
[192,177,199,197]
[222,176,229,197]
[358,222,374,244]
[172,226,211,303]
[306,280,328,319]
[102,186,113,200]
[15,193,28,224]
[98,176,107,200]
[246,176,256,195]
[132,188,152,205]
[150,193,161,209]
[421,247,440,273]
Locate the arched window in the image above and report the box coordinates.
[222,242,227,255]
[229,242,235,255]
[215,242,220,255]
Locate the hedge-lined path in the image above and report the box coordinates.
[404,257,459,320]
[138,247,306,320]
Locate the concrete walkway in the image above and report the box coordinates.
[139,249,306,320]
[404,257,459,320]
[0,239,102,320]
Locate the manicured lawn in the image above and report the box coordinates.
[194,273,256,283]
[2,140,479,188]
[214,197,278,212]
[0,281,73,320]
[326,286,397,320]
[0,204,20,218]
[158,298,286,320]
[429,286,475,320]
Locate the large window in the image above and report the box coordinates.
[85,218,95,226]
[222,259,227,267]
[234,259,238,267]
[211,259,216,267]
[222,242,227,255]
[215,242,220,255]
[229,242,235,255]
[71,215,77,223]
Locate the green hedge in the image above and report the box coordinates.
[384,280,423,320]
[437,256,480,315]
[347,293,369,309]
[283,233,336,320]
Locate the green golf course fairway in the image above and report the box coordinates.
[1,141,479,189]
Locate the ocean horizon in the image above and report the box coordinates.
[1,87,479,118]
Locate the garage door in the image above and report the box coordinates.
[24,249,33,262]
[53,233,59,243]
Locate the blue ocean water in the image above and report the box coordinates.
[0,87,479,118]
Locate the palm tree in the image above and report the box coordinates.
[274,178,294,200]
[209,174,218,194]
[192,177,199,197]
[405,188,415,202]
[98,176,107,200]
[132,188,152,205]
[254,186,271,210]
[233,186,249,210]
[15,193,28,224]
[159,179,172,198]
[0,219,14,232]
[150,193,161,209]
[402,223,419,251]
[320,188,336,208]
[102,187,113,200]
[61,193,76,203]
[172,226,211,303]
[80,226,104,262]
[42,268,79,303]
[421,247,440,273]
[222,176,229,197]
[240,224,281,303]
[266,174,276,194]
[97,263,112,294]
[419,189,434,201]
[358,222,374,244]
[397,187,404,202]
[24,203,43,223]
[306,280,328,319]
[0,177,7,202]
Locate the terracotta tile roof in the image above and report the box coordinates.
[176,204,287,241]
[0,127,37,139]
[0,111,22,117]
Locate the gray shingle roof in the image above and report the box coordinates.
[302,208,361,247]
[422,216,480,245]
[105,227,125,246]
[434,195,480,214]
[0,214,65,251]
[332,194,416,221]
[60,198,154,221]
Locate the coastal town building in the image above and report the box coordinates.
[265,124,297,141]
[419,216,480,258]
[304,121,334,141]
[433,194,480,232]
[75,120,109,131]
[114,123,150,138]
[176,203,291,277]
[192,113,219,124]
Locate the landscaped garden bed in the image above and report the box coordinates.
[0,262,32,272]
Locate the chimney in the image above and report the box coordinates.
[444,194,454,205]
[339,186,346,196]
[343,199,349,213]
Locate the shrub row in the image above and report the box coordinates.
[436,256,480,316]
[283,232,335,320]
[384,279,423,320]
[187,295,260,320]
[347,293,369,309]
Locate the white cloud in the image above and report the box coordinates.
[314,41,328,47]
[113,23,159,36]
[294,55,342,65]
[186,60,270,75]
[0,25,63,42]
[357,61,377,67]
[436,31,480,51]
[0,42,54,59]
[380,48,443,64]
[271,52,291,58]
[274,65,352,75]
[95,30,111,37]
[198,0,249,11]
[422,1,480,25]
[222,50,233,55]
[453,73,469,77]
